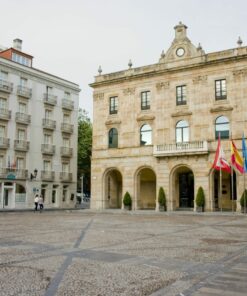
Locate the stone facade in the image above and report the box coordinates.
[90,23,247,212]
[0,40,80,209]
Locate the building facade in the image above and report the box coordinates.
[0,39,80,209]
[90,23,247,212]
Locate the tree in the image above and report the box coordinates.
[77,109,92,193]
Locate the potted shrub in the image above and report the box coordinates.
[123,192,132,210]
[158,187,166,211]
[195,186,205,212]
[240,189,247,213]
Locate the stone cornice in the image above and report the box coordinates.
[171,110,192,117]
[210,105,233,113]
[105,119,122,125]
[136,114,155,121]
[90,52,247,89]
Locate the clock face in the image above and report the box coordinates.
[176,47,185,57]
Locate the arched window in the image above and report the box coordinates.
[108,128,118,148]
[140,124,152,145]
[176,120,189,143]
[215,116,229,139]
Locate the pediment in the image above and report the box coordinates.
[210,105,233,113]
[105,119,121,125]
[171,110,192,117]
[136,114,155,121]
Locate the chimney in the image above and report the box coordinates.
[13,38,22,51]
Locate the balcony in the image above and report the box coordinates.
[41,144,55,155]
[0,79,13,93]
[14,140,30,152]
[153,141,209,157]
[0,137,10,149]
[0,168,28,180]
[17,85,32,98]
[42,118,56,130]
[43,93,57,106]
[60,147,73,157]
[62,99,74,110]
[0,108,11,121]
[60,172,72,182]
[61,123,74,134]
[15,112,31,125]
[41,170,55,181]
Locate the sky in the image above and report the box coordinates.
[1,0,247,119]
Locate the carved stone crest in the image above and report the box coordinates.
[123,87,135,95]
[192,75,207,84]
[156,82,170,91]
[93,92,104,100]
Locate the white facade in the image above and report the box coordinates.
[0,53,80,209]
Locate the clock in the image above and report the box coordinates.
[176,47,185,57]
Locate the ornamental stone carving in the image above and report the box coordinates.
[156,82,170,91]
[123,87,135,95]
[192,75,207,84]
[210,106,233,113]
[93,92,104,100]
[233,68,247,78]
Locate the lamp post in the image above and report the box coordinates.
[80,174,84,201]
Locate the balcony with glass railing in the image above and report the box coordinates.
[153,141,208,157]
[61,123,74,133]
[43,93,57,105]
[62,99,74,110]
[42,118,56,130]
[41,144,55,155]
[60,147,73,157]
[0,108,11,120]
[60,172,72,182]
[14,140,30,152]
[0,79,13,93]
[17,85,32,98]
[15,112,31,125]
[0,137,10,149]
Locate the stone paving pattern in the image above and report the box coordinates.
[0,210,247,295]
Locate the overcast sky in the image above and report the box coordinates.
[1,0,247,118]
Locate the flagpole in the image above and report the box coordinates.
[244,172,246,214]
[220,164,222,212]
[231,164,234,214]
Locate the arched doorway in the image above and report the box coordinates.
[136,168,156,209]
[172,166,194,209]
[213,170,236,211]
[104,169,122,209]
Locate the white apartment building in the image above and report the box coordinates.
[0,39,80,209]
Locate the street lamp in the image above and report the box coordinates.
[30,169,38,180]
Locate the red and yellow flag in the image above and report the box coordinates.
[231,140,244,174]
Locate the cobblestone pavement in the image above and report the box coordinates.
[0,210,247,296]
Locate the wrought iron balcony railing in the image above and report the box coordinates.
[15,112,31,124]
[17,85,32,98]
[43,93,57,105]
[60,147,73,157]
[0,79,13,93]
[0,108,11,120]
[62,99,74,110]
[41,144,55,155]
[14,140,30,151]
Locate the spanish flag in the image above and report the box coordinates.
[231,140,244,174]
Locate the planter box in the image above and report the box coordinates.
[196,206,204,212]
[159,205,166,212]
[124,205,131,211]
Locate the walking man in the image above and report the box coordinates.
[38,195,44,213]
[34,194,39,212]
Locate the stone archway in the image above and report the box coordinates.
[171,165,194,210]
[136,167,156,210]
[104,169,122,209]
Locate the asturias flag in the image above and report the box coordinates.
[242,134,247,173]
[231,140,244,174]
[212,134,231,173]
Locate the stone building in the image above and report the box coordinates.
[90,23,247,212]
[0,39,80,209]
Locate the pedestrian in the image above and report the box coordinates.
[38,195,44,213]
[34,194,39,212]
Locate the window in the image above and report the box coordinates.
[0,71,8,81]
[20,77,27,87]
[0,98,7,109]
[108,128,118,148]
[141,91,150,110]
[63,137,70,147]
[45,109,52,119]
[140,124,152,145]
[176,120,189,143]
[19,102,27,113]
[44,134,52,144]
[12,53,31,67]
[44,160,51,171]
[17,157,24,169]
[17,129,25,141]
[215,79,226,100]
[176,85,187,105]
[64,91,70,99]
[0,125,5,138]
[109,96,118,114]
[215,116,229,139]
[63,113,70,123]
[62,163,69,173]
[46,86,52,95]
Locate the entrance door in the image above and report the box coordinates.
[4,189,9,207]
[179,172,194,208]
